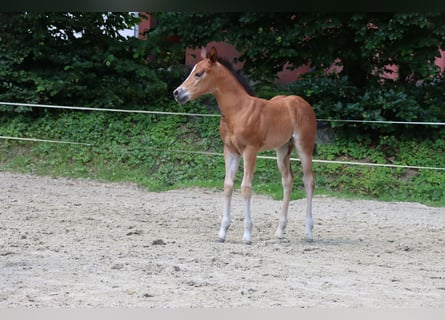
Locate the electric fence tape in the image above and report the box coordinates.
[1,102,444,171]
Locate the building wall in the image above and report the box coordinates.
[435,50,445,73]
[137,14,156,40]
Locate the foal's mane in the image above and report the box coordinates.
[216,57,256,97]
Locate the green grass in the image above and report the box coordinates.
[1,109,444,206]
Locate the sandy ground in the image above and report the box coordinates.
[0,171,444,308]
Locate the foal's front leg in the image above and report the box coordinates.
[217,147,239,242]
[240,148,257,245]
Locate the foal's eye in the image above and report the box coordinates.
[195,71,204,78]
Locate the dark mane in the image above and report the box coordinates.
[217,57,256,97]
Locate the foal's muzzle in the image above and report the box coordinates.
[173,87,190,105]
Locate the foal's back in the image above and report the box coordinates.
[247,94,316,152]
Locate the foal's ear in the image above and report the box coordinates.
[209,46,217,64]
[200,47,207,60]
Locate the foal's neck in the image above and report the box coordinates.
[212,65,255,119]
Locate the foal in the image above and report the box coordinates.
[174,47,317,244]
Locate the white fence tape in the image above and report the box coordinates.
[1,102,444,171]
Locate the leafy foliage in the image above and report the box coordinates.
[274,76,444,134]
[149,13,445,133]
[1,12,445,206]
[0,12,167,112]
[149,13,445,84]
[1,110,444,206]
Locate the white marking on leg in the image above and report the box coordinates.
[301,155,315,241]
[275,144,293,239]
[242,188,253,245]
[294,134,315,241]
[218,149,239,242]
[241,149,256,244]
[218,191,232,242]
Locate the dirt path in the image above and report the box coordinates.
[1,171,444,307]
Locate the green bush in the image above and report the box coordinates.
[0,13,169,114]
[1,108,444,206]
[264,76,445,136]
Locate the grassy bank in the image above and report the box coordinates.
[1,105,444,206]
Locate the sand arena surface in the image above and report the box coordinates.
[1,172,444,307]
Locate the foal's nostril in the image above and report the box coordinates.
[173,87,189,104]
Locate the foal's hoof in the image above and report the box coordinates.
[305,237,314,243]
[275,234,285,241]
[275,231,285,239]
[215,237,225,243]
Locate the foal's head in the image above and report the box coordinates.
[173,47,220,105]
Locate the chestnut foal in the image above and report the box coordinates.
[174,47,317,244]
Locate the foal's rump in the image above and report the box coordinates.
[269,94,316,126]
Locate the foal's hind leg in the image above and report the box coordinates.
[275,142,294,239]
[293,134,315,241]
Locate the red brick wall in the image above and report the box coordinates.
[137,14,155,40]
[435,49,445,73]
